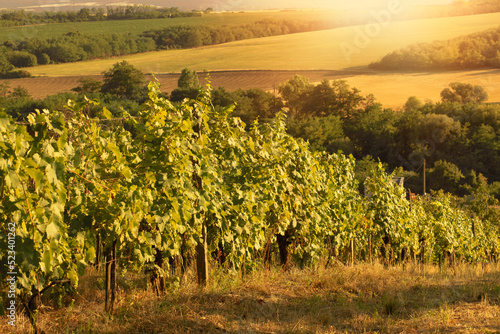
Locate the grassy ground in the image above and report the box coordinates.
[2,261,500,333]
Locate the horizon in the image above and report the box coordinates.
[1,0,456,11]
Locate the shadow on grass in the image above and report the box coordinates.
[105,266,500,333]
[22,264,500,334]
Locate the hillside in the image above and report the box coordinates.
[370,25,500,71]
[24,12,500,76]
[9,12,499,107]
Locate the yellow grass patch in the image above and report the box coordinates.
[344,69,500,108]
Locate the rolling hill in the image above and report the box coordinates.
[6,12,500,107]
[25,12,500,76]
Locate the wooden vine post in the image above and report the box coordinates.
[350,238,355,266]
[104,240,117,313]
[193,105,208,286]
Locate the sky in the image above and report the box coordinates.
[1,0,456,11]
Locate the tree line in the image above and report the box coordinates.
[141,19,326,49]
[0,6,202,27]
[370,25,500,70]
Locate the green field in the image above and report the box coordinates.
[26,12,500,76]
[0,10,338,44]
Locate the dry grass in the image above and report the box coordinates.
[2,261,500,333]
[345,68,500,108]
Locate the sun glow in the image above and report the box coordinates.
[310,0,454,10]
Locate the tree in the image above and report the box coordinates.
[440,82,488,104]
[101,61,145,98]
[403,96,423,112]
[72,76,102,94]
[231,88,283,125]
[37,53,51,65]
[286,114,353,154]
[299,80,365,119]
[10,85,30,98]
[428,160,465,193]
[344,106,398,162]
[170,68,201,102]
[278,75,313,114]
[0,52,13,75]
[177,68,200,89]
[170,87,200,102]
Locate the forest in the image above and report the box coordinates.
[371,25,500,70]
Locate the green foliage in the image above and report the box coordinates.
[364,163,416,260]
[286,115,353,154]
[72,77,102,94]
[101,61,145,99]
[344,105,398,163]
[37,53,51,65]
[141,19,326,50]
[0,6,200,27]
[404,96,424,112]
[10,86,30,98]
[298,79,365,119]
[440,82,488,104]
[231,88,283,125]
[0,109,94,311]
[428,160,465,193]
[278,75,313,114]
[0,51,14,74]
[177,68,200,89]
[7,51,38,68]
[170,87,200,102]
[0,69,31,79]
